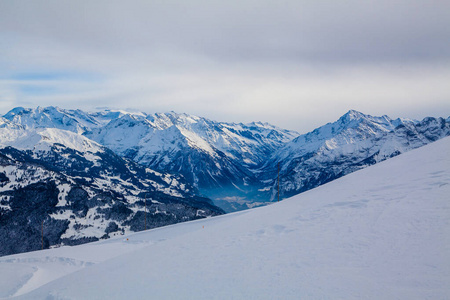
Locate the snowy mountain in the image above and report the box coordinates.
[84,111,299,206]
[258,110,450,201]
[3,106,300,209]
[1,136,448,299]
[3,106,100,134]
[2,106,449,213]
[0,121,223,256]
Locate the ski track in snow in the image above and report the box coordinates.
[1,137,449,299]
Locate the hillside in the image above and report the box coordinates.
[1,136,448,299]
[0,118,223,256]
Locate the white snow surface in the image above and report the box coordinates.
[1,137,449,300]
[0,126,103,154]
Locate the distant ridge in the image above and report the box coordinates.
[2,106,449,212]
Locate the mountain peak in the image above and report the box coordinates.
[37,105,60,111]
[339,109,366,122]
[336,110,399,130]
[3,106,30,118]
[2,106,98,134]
[4,106,64,118]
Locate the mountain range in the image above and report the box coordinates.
[259,110,450,201]
[0,106,449,255]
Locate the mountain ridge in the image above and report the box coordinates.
[2,106,449,211]
[257,111,449,201]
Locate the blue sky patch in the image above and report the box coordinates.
[11,71,102,82]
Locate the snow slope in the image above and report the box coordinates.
[1,135,449,299]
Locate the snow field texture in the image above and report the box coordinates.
[0,136,449,299]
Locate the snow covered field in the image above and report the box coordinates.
[1,137,449,299]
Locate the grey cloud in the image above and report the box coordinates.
[0,0,449,132]
[1,0,450,63]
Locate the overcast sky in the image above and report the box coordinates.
[1,0,449,132]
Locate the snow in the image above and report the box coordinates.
[0,126,103,155]
[56,184,71,207]
[0,165,58,193]
[176,125,217,157]
[1,137,449,299]
[277,110,415,161]
[258,186,271,192]
[2,106,94,134]
[59,207,110,240]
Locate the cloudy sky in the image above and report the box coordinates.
[1,0,449,132]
